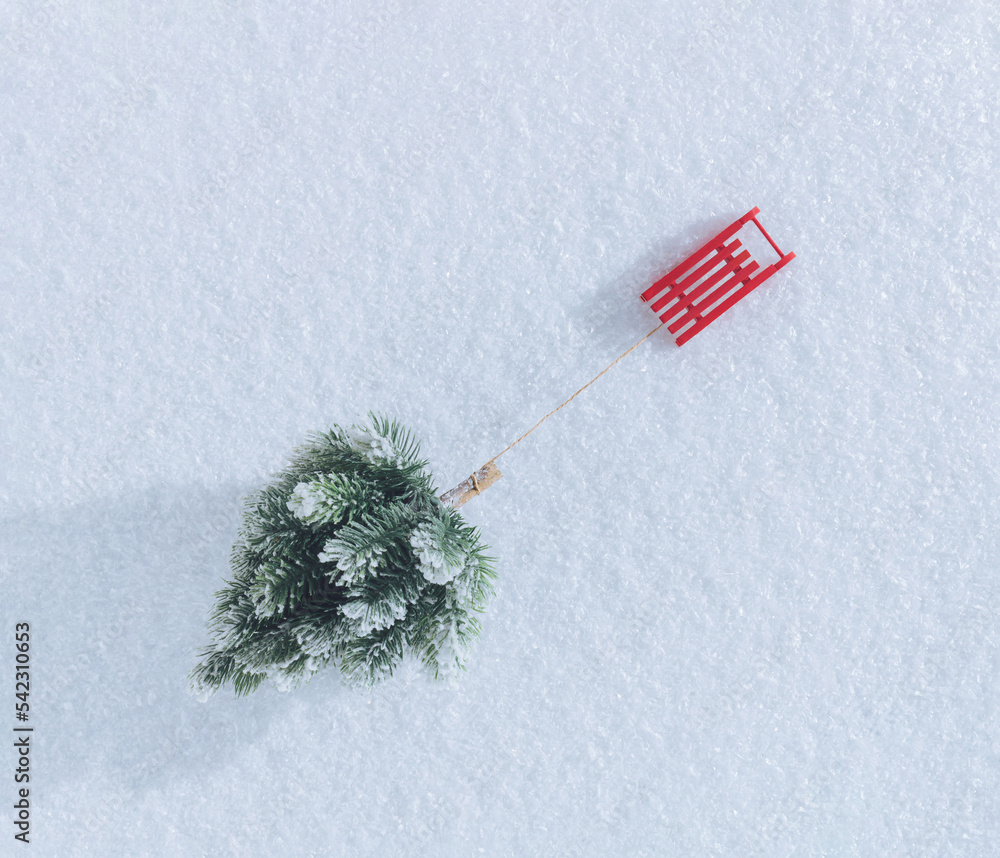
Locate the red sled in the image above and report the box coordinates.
[641,207,794,346]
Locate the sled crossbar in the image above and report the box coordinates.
[641,207,794,346]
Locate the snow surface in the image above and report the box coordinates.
[2,1,999,855]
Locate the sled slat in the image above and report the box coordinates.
[668,258,760,334]
[649,239,742,315]
[665,251,753,331]
[674,264,776,346]
[640,210,757,303]
[669,254,757,323]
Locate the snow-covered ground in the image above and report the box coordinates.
[3,1,999,855]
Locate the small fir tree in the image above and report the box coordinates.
[191,415,496,695]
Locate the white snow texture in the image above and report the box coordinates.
[2,1,999,855]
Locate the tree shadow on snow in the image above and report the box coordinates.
[2,484,348,804]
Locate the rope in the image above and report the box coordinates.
[488,321,666,464]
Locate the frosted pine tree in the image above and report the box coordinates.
[190,415,496,695]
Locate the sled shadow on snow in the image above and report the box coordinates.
[2,484,352,801]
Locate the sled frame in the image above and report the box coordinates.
[641,207,795,346]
